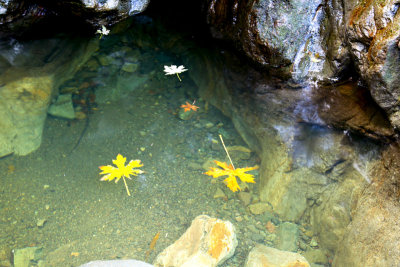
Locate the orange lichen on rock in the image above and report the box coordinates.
[31,88,50,102]
[208,221,231,259]
[286,260,309,267]
[245,244,310,267]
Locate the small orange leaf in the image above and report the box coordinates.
[265,221,276,233]
[180,101,199,112]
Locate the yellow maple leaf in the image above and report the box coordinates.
[204,160,258,192]
[99,154,143,196]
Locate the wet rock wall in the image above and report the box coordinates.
[204,0,400,132]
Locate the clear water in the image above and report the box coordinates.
[0,17,261,266]
[0,14,383,267]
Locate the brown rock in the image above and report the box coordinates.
[344,0,400,130]
[315,81,394,140]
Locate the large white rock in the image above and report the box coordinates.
[0,38,98,157]
[153,215,237,267]
[0,74,53,156]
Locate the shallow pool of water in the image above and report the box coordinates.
[0,16,265,266]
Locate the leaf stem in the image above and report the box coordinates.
[219,134,235,169]
[176,73,182,82]
[122,176,131,196]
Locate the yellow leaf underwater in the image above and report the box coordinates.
[99,154,144,196]
[204,160,258,192]
[99,154,143,183]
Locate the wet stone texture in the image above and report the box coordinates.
[0,0,150,37]
[206,0,400,131]
[206,0,324,77]
[186,47,379,261]
[344,0,400,130]
[314,81,394,140]
[333,143,400,266]
[0,38,98,157]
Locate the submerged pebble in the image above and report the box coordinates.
[36,219,46,228]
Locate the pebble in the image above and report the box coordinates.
[304,230,313,238]
[121,62,139,73]
[265,233,276,242]
[238,191,252,206]
[235,216,243,222]
[75,111,87,120]
[37,219,46,228]
[213,188,226,199]
[248,202,272,215]
[187,162,202,170]
[250,233,264,242]
[310,237,319,248]
[248,224,259,234]
[298,241,308,251]
[204,122,214,128]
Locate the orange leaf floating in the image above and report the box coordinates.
[204,160,258,192]
[180,101,199,112]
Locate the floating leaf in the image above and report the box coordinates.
[204,160,258,192]
[99,154,143,196]
[180,101,199,112]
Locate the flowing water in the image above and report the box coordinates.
[0,15,380,267]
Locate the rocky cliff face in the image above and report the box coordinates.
[343,0,400,129]
[205,0,328,79]
[0,0,149,37]
[201,1,400,265]
[205,0,400,132]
